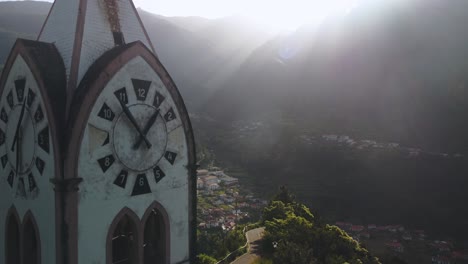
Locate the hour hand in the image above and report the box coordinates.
[133,109,160,149]
[118,100,152,148]
[11,100,27,151]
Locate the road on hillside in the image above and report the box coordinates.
[231,227,265,264]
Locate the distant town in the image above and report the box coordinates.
[196,168,268,232]
[335,221,468,264]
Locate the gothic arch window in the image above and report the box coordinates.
[5,206,20,264]
[22,211,41,264]
[107,208,140,264]
[142,202,170,264]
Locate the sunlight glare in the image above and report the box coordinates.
[139,0,360,31]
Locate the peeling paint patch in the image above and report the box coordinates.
[101,0,121,33]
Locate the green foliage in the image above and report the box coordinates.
[260,187,381,264]
[197,226,247,260]
[196,254,217,264]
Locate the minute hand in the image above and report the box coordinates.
[119,101,151,148]
[133,109,160,149]
[11,100,27,151]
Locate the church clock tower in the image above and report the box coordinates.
[0,1,197,264]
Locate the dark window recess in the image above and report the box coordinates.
[113,31,125,46]
[144,209,166,264]
[111,215,138,264]
[6,214,20,264]
[23,218,40,264]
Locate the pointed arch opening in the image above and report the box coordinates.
[5,207,20,264]
[107,208,140,264]
[22,211,41,264]
[142,202,170,264]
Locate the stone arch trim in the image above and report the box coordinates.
[67,40,197,261]
[22,210,42,264]
[141,201,171,264]
[5,205,21,264]
[106,207,142,264]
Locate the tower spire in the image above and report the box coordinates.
[38,0,154,103]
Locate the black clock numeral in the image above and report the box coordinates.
[98,103,115,121]
[1,108,8,123]
[164,108,177,122]
[28,173,37,192]
[98,154,115,173]
[6,91,14,108]
[34,105,44,123]
[15,79,26,102]
[153,91,165,108]
[114,170,128,189]
[17,177,26,197]
[164,151,177,165]
[1,155,8,169]
[27,89,36,108]
[131,173,151,196]
[7,170,14,187]
[153,166,166,183]
[36,157,45,175]
[38,126,50,153]
[132,79,151,101]
[0,128,5,146]
[114,87,128,104]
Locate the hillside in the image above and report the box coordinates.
[2,0,468,242]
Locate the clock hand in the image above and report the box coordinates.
[15,129,21,177]
[133,109,160,149]
[118,100,152,148]
[11,97,27,152]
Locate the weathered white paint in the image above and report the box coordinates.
[38,0,80,80]
[39,0,153,90]
[78,0,153,85]
[0,55,56,264]
[77,56,189,264]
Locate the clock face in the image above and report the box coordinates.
[0,76,49,199]
[86,72,183,197]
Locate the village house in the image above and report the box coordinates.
[431,256,452,264]
[350,225,365,233]
[197,169,209,176]
[386,241,404,253]
[197,178,204,189]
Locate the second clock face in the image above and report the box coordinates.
[0,75,50,199]
[86,73,183,196]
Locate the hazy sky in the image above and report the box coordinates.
[1,0,360,29]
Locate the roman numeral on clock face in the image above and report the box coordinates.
[131,173,151,196]
[132,79,151,101]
